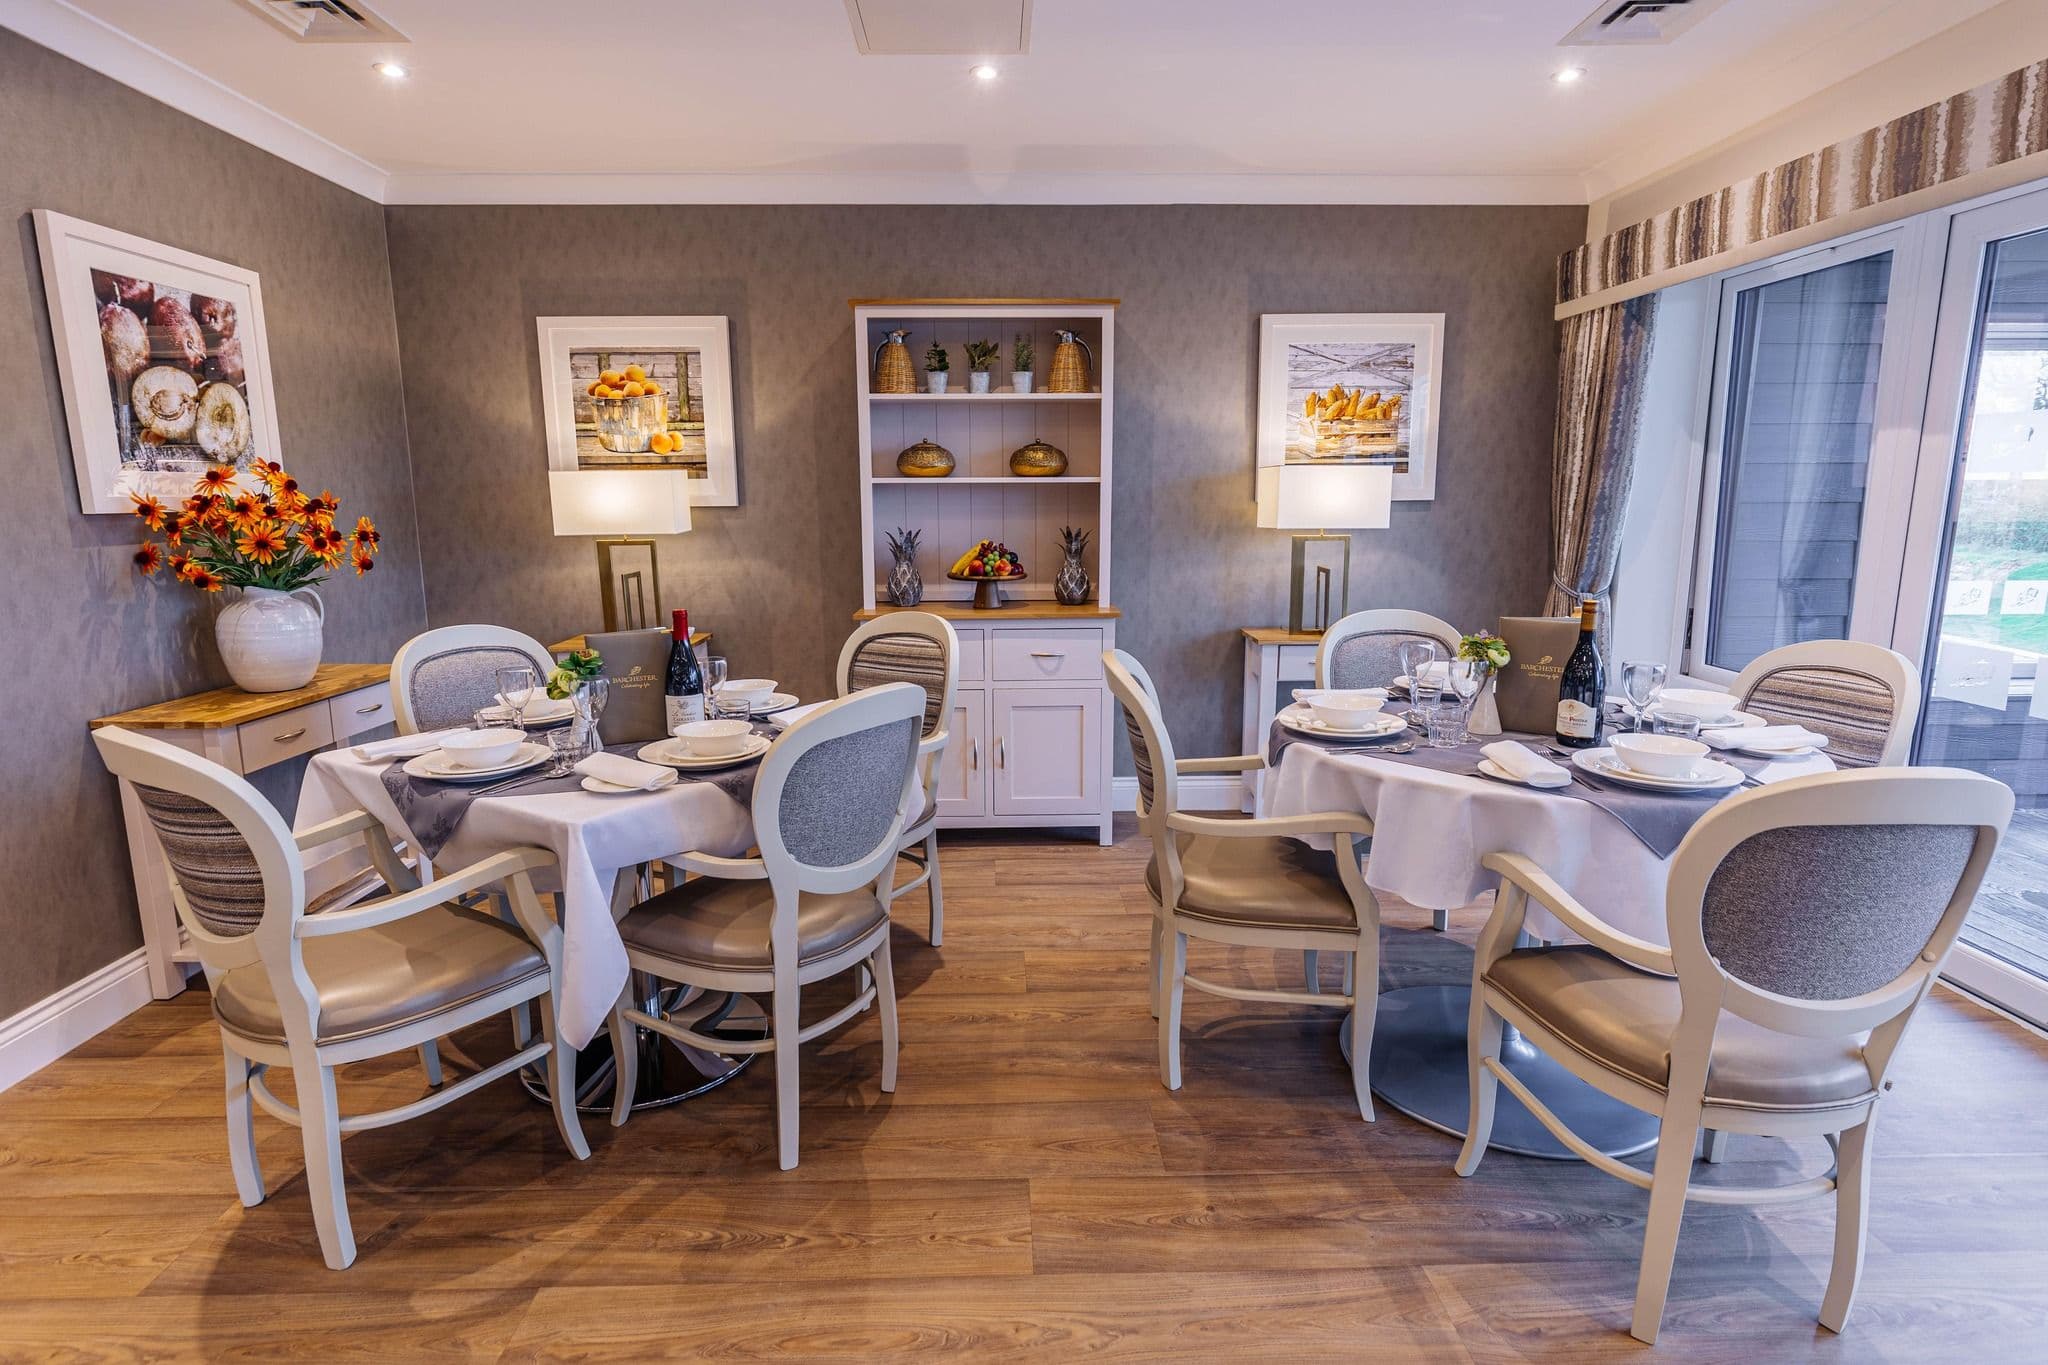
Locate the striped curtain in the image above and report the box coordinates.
[1547,293,1659,623]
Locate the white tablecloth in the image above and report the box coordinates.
[298,750,756,1047]
[1258,743,1834,945]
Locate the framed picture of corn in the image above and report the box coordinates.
[1256,313,1444,502]
[537,316,738,506]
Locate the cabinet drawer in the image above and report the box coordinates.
[953,627,986,682]
[328,683,394,740]
[991,629,1104,682]
[235,703,334,771]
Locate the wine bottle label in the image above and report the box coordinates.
[1556,699,1597,739]
[665,694,705,732]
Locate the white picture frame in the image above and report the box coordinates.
[537,315,738,507]
[1256,312,1444,502]
[33,210,285,516]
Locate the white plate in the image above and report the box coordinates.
[1476,758,1569,789]
[403,743,553,783]
[475,704,573,728]
[1694,709,1765,731]
[713,693,799,717]
[581,772,679,795]
[1277,706,1408,741]
[1572,747,1742,792]
[637,734,772,771]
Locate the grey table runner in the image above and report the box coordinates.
[1269,719,1771,859]
[379,726,776,860]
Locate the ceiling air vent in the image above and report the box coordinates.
[230,0,408,43]
[1561,0,1730,47]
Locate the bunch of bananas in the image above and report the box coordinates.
[949,539,1022,579]
[1304,385,1402,423]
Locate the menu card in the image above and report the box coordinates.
[584,628,672,743]
[1494,616,1581,735]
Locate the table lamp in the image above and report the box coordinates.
[549,470,692,632]
[1257,463,1393,634]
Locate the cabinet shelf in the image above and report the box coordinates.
[871,476,1100,485]
[867,391,1101,402]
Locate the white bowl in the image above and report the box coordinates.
[717,678,777,704]
[1610,732,1709,779]
[1309,693,1389,730]
[673,718,755,757]
[1654,688,1737,723]
[439,727,526,769]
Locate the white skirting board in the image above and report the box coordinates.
[0,948,156,1093]
[1112,774,1241,812]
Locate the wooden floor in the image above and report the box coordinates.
[4,819,2048,1362]
[1961,807,2048,981]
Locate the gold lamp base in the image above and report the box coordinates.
[595,537,662,633]
[1287,532,1350,635]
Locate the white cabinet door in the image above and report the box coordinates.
[936,689,987,818]
[991,686,1102,816]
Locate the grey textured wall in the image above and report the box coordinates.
[385,203,1579,769]
[0,29,425,1017]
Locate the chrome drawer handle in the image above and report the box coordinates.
[355,702,384,715]
[1029,650,1066,659]
[272,727,308,743]
[996,738,1006,769]
[969,738,980,771]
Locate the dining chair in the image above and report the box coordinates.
[1728,640,1921,768]
[1107,649,1383,1118]
[1455,767,2010,1343]
[390,623,558,734]
[1314,608,1461,690]
[835,612,959,945]
[90,726,588,1270]
[605,683,923,1168]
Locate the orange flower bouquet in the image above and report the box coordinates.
[130,460,379,593]
[131,461,382,692]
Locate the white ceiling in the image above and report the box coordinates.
[5,0,2014,205]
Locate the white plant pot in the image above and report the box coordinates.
[216,586,324,692]
[927,372,949,394]
[1011,371,1034,393]
[1469,677,1504,737]
[968,371,992,394]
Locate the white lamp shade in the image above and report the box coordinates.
[1256,463,1393,530]
[549,470,692,537]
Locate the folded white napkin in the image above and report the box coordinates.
[1701,724,1829,752]
[1480,740,1571,788]
[574,751,677,790]
[767,700,828,731]
[352,728,464,761]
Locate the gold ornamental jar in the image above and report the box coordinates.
[1008,439,1069,477]
[896,437,955,477]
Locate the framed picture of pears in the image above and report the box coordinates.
[537,316,738,505]
[1256,313,1443,502]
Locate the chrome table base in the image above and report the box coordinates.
[521,987,766,1114]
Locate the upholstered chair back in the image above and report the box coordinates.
[1104,649,1177,835]
[128,784,269,938]
[1317,610,1461,690]
[391,625,558,734]
[1729,641,1921,769]
[754,683,923,889]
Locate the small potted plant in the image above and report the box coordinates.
[964,339,999,394]
[924,340,951,395]
[1456,630,1511,736]
[1011,333,1035,393]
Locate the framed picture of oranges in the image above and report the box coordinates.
[536,316,737,506]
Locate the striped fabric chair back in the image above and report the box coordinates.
[847,632,949,736]
[131,784,267,937]
[1740,666,1897,769]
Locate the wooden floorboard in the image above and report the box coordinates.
[2,817,2046,1361]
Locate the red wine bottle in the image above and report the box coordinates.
[664,609,705,731]
[1553,598,1605,749]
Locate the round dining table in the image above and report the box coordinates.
[1259,730,1834,1158]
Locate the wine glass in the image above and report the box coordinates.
[1620,661,1668,732]
[578,676,610,755]
[1397,640,1438,723]
[495,665,539,730]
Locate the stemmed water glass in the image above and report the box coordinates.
[1398,640,1439,724]
[1620,661,1667,732]
[495,665,539,731]
[1431,659,1484,748]
[706,656,750,721]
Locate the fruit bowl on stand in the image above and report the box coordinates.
[948,569,1027,610]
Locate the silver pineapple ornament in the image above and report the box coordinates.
[1054,525,1091,605]
[886,527,924,606]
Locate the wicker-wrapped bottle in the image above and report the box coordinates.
[885,527,924,606]
[1054,525,1091,606]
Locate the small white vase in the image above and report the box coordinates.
[216,586,324,692]
[1011,371,1034,394]
[1469,676,1504,737]
[968,371,992,394]
[927,372,949,395]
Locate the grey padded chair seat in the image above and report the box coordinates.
[1486,946,1876,1112]
[212,905,546,1045]
[1144,837,1358,932]
[620,876,888,972]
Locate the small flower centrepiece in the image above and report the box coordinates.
[1456,630,1511,737]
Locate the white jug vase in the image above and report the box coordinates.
[216,586,325,692]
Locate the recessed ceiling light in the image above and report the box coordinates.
[373,60,408,80]
[971,63,999,82]
[1552,66,1585,86]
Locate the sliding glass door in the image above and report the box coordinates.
[1901,189,2048,1025]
